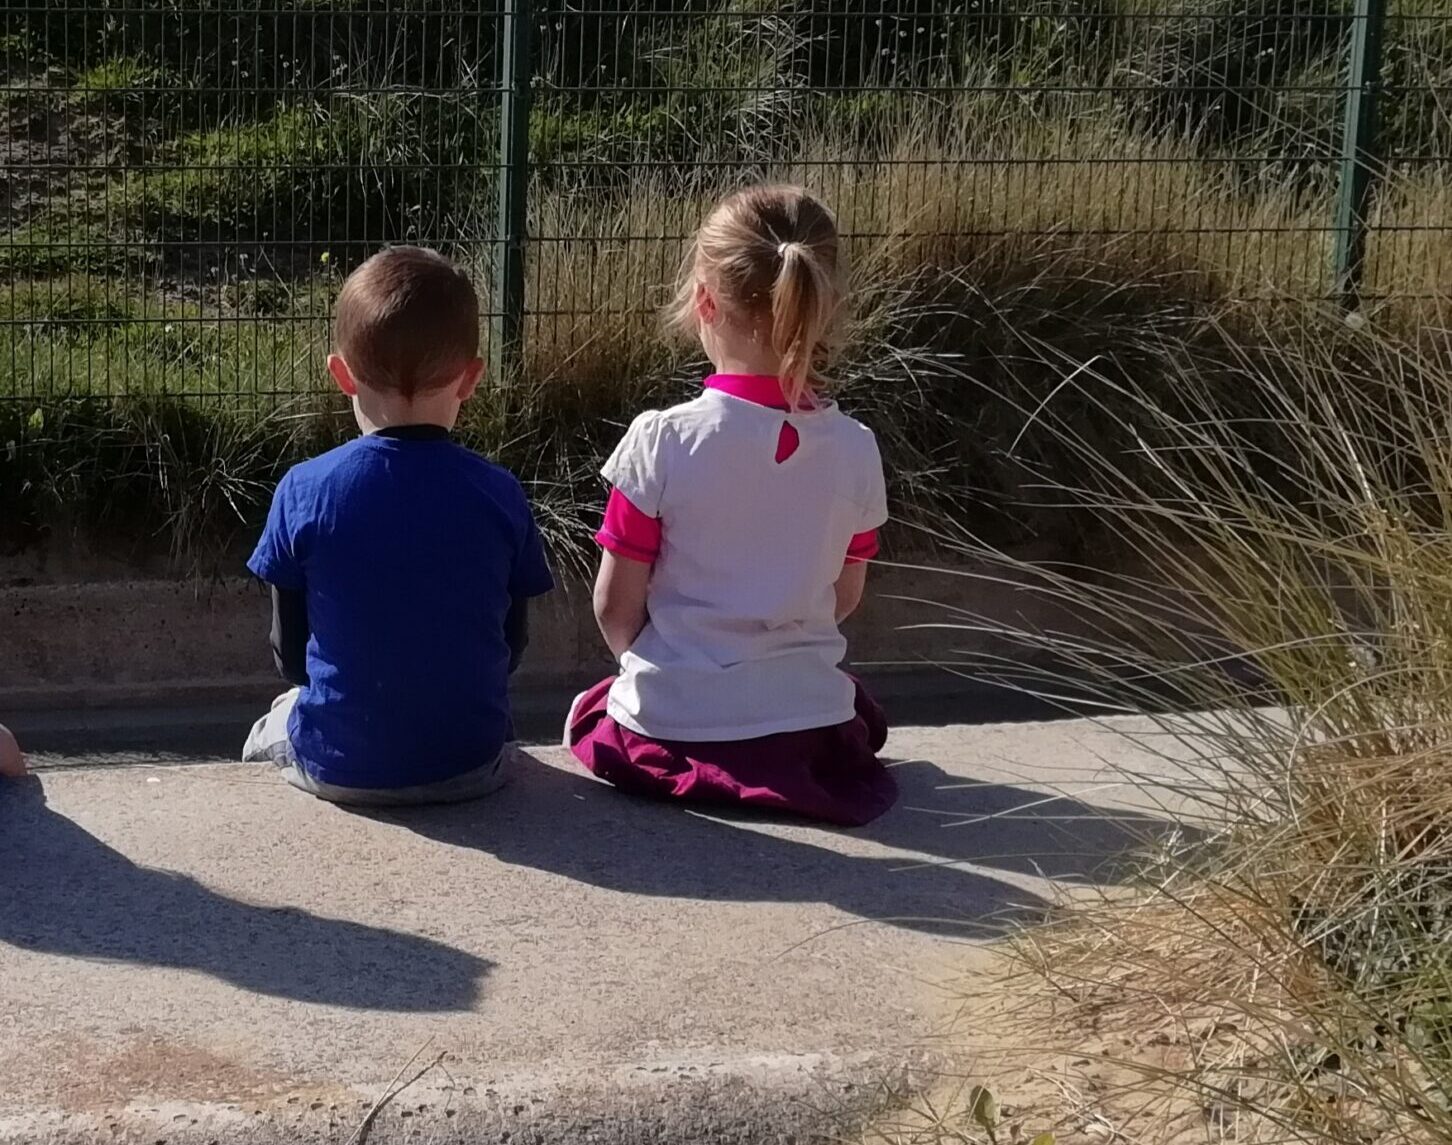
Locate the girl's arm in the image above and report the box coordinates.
[0,723,28,778]
[594,551,652,660]
[834,560,868,623]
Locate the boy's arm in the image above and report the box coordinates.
[505,595,529,675]
[250,470,309,687]
[269,586,311,687]
[505,499,553,677]
[593,551,651,661]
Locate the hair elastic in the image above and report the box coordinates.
[777,242,791,257]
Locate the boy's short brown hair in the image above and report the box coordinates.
[333,246,480,396]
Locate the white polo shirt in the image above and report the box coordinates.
[601,387,888,742]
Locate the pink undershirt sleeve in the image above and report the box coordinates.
[596,487,662,563]
[846,529,880,563]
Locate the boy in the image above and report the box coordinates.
[242,246,553,805]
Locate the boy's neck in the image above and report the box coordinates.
[353,389,461,435]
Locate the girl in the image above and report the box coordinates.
[566,184,897,826]
[0,723,28,778]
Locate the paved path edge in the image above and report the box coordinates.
[3,1049,941,1145]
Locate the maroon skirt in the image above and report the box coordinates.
[566,677,898,827]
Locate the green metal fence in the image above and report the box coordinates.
[3,0,1448,403]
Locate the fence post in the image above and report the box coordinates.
[495,0,533,377]
[1332,0,1386,309]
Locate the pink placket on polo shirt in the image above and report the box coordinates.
[594,375,880,564]
[701,373,804,462]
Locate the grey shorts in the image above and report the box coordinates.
[242,689,511,807]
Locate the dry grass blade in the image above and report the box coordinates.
[347,1038,445,1145]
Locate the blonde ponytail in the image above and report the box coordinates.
[771,241,836,410]
[666,185,844,407]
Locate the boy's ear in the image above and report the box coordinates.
[327,353,359,396]
[456,357,485,401]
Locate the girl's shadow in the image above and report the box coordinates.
[382,753,1191,937]
[836,754,1195,885]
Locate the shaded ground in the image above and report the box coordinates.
[0,719,1189,1145]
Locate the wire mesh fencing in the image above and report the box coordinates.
[3,0,1448,406]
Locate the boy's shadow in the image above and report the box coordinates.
[0,778,489,1012]
[385,754,1194,937]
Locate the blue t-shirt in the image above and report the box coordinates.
[247,432,554,789]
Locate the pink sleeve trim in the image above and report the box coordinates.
[845,529,879,564]
[596,487,661,563]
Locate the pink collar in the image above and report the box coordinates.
[703,373,809,411]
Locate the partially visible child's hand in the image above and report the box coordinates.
[0,723,29,778]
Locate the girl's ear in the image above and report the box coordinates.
[694,281,719,327]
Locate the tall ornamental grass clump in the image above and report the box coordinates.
[919,308,1452,1142]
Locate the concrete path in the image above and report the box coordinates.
[1,719,1189,1145]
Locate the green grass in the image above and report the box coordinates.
[115,97,495,247]
[133,106,343,229]
[0,217,148,278]
[4,96,1450,572]
[71,56,164,95]
[0,278,330,396]
[2,2,1448,575]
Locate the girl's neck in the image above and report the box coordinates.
[707,344,782,380]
